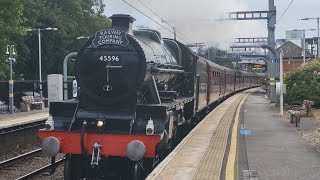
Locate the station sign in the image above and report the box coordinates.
[253,64,262,68]
[276,82,287,95]
[270,77,275,86]
[73,79,78,98]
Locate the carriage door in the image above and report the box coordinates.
[234,73,236,91]
[219,72,222,95]
[206,64,211,105]
[223,71,226,94]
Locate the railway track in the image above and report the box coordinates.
[16,158,65,180]
[0,119,46,157]
[0,148,65,180]
[0,148,42,168]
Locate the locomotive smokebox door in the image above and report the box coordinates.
[76,15,146,108]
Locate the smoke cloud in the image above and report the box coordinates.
[104,0,266,49]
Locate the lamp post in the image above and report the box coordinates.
[300,17,320,58]
[27,27,58,100]
[292,29,316,63]
[280,49,284,116]
[6,45,16,114]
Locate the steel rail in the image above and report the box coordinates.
[0,148,42,168]
[16,158,65,180]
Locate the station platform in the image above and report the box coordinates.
[147,89,253,180]
[0,109,48,130]
[238,91,320,180]
[147,88,320,180]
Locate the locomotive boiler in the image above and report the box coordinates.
[38,14,264,180]
[73,14,191,142]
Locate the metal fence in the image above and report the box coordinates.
[0,80,74,112]
[0,80,48,109]
[0,101,9,113]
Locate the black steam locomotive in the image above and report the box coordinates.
[39,14,264,180]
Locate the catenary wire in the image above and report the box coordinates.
[277,0,294,23]
[121,0,193,43]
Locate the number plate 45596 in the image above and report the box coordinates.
[99,55,120,62]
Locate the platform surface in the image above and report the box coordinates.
[239,92,320,180]
[0,109,48,130]
[147,89,253,180]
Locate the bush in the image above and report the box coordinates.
[284,60,320,106]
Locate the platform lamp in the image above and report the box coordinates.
[6,45,16,114]
[299,17,320,58]
[27,27,58,100]
[292,29,316,63]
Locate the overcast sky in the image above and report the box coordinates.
[239,0,320,38]
[104,0,320,47]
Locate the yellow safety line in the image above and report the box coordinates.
[226,93,249,180]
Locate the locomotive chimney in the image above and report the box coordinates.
[110,14,136,35]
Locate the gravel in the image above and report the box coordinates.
[0,142,40,162]
[281,107,320,152]
[296,114,320,152]
[0,153,64,180]
[33,161,64,180]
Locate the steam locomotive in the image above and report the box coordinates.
[38,14,264,180]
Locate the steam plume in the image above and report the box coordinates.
[104,0,266,49]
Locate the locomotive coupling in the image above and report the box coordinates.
[126,140,146,161]
[91,143,102,167]
[41,136,60,157]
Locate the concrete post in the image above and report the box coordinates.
[6,45,16,114]
[280,50,284,116]
[38,28,43,100]
[9,60,14,114]
[317,17,320,58]
[303,30,306,63]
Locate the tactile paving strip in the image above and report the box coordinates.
[147,91,250,180]
[194,93,246,180]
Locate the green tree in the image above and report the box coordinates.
[0,0,25,80]
[14,0,111,80]
[284,60,320,106]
